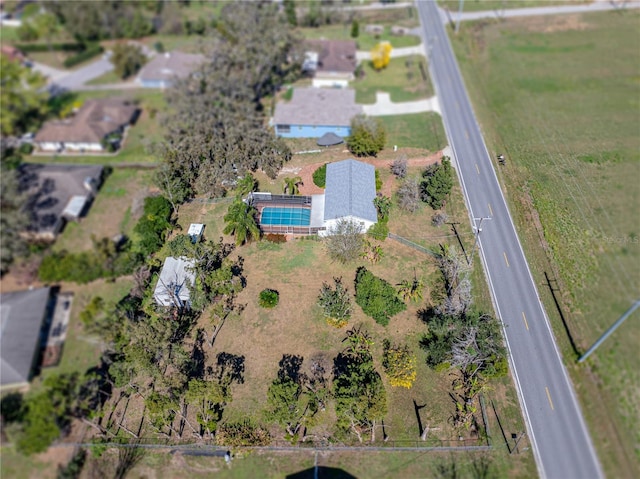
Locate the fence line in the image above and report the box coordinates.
[388,233,440,258]
[60,439,490,452]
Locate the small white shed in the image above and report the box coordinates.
[188,223,205,243]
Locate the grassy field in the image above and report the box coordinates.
[449,10,640,478]
[380,112,446,151]
[355,55,433,104]
[26,90,166,166]
[438,0,588,12]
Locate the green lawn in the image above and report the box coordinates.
[450,10,640,478]
[0,26,20,43]
[354,55,433,104]
[300,24,421,51]
[380,112,446,152]
[85,70,123,86]
[138,34,207,54]
[438,0,588,12]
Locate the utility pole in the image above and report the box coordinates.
[469,216,491,266]
[455,0,464,34]
[578,299,640,363]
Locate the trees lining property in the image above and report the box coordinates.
[156,2,300,199]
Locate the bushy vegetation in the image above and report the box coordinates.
[312,163,328,188]
[110,43,146,79]
[317,277,352,328]
[133,196,173,256]
[421,157,454,210]
[215,420,270,447]
[347,115,387,157]
[259,289,279,308]
[382,339,417,389]
[325,218,364,264]
[62,43,104,68]
[354,267,406,326]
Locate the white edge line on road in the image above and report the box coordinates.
[418,5,544,477]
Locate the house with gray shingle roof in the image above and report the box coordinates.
[0,288,52,391]
[303,39,357,88]
[320,159,378,236]
[136,51,205,89]
[272,88,362,139]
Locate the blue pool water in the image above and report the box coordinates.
[261,207,311,226]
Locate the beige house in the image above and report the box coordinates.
[34,98,138,153]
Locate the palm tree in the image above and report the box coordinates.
[283,176,303,195]
[235,173,258,198]
[223,200,261,246]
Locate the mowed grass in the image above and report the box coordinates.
[299,23,421,51]
[380,112,446,151]
[53,168,154,253]
[438,0,588,12]
[355,55,433,104]
[450,11,640,477]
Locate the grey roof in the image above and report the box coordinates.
[317,132,344,146]
[324,160,377,223]
[137,51,205,83]
[305,39,357,74]
[0,288,51,388]
[18,163,103,236]
[273,88,362,127]
[153,257,196,307]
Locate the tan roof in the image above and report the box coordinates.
[273,88,362,127]
[306,39,357,74]
[137,51,205,83]
[34,98,137,144]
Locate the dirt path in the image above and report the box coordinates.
[291,150,445,198]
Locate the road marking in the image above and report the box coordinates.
[488,203,493,216]
[545,387,555,411]
[475,163,480,174]
[522,312,529,331]
[465,130,469,140]
[503,252,510,267]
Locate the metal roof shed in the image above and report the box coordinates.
[187,223,205,243]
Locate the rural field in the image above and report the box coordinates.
[449,10,640,478]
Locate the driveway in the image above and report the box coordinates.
[356,44,425,62]
[362,92,440,116]
[50,57,114,91]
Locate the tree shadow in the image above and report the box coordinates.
[0,392,24,423]
[216,352,245,385]
[114,440,145,479]
[417,306,438,325]
[278,354,303,382]
[188,328,206,379]
[286,467,357,479]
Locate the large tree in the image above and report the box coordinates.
[223,200,261,246]
[157,1,300,199]
[0,57,48,137]
[0,158,29,274]
[347,114,387,157]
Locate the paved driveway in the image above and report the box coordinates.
[362,92,440,116]
[52,57,114,91]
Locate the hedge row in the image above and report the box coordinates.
[15,42,85,53]
[63,44,104,68]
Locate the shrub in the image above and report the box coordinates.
[259,289,279,308]
[317,277,352,328]
[397,177,421,213]
[16,43,85,53]
[153,41,165,53]
[133,196,173,256]
[421,157,454,210]
[110,43,146,79]
[264,233,287,243]
[312,163,327,188]
[215,420,270,447]
[63,44,104,68]
[351,20,359,38]
[390,156,407,178]
[375,169,383,191]
[347,115,386,157]
[367,221,388,241]
[382,339,417,389]
[19,143,33,155]
[325,218,364,264]
[167,234,194,257]
[431,212,448,227]
[354,267,406,326]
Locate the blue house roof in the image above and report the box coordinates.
[324,160,377,223]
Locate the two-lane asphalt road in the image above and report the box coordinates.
[415,2,603,478]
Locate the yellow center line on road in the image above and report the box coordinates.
[522,312,529,330]
[475,163,480,174]
[488,203,493,216]
[545,387,555,411]
[503,252,510,267]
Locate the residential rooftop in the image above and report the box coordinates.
[273,88,363,127]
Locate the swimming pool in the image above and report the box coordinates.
[261,207,311,226]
